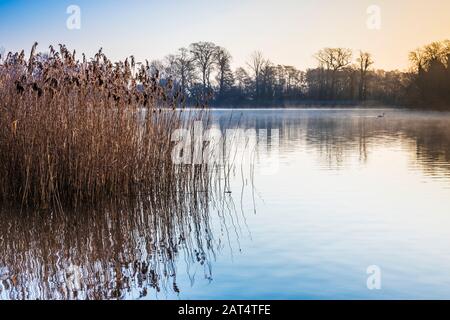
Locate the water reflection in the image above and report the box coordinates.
[213,109,450,177]
[0,193,230,299]
[206,109,450,299]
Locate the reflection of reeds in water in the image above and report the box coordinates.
[0,190,236,299]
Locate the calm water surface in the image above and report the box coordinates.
[2,108,450,299]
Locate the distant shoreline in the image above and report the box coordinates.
[205,104,402,110]
[200,99,407,109]
[197,103,449,111]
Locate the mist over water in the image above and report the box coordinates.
[2,108,450,299]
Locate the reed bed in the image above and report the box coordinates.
[0,43,207,208]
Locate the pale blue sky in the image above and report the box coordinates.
[1,0,449,70]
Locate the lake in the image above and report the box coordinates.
[1,108,450,300]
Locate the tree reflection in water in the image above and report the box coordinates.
[217,110,450,177]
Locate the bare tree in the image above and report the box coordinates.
[189,42,217,98]
[163,54,178,79]
[315,48,352,99]
[214,46,233,97]
[173,47,196,96]
[424,42,446,63]
[410,41,450,73]
[235,67,251,95]
[149,59,165,78]
[260,60,275,99]
[409,48,426,72]
[247,51,266,99]
[357,51,374,100]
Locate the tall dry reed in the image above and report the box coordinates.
[0,43,207,208]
